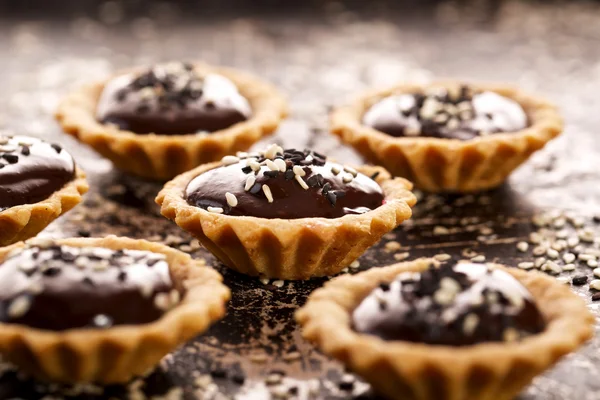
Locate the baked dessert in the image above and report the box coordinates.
[56,61,288,180]
[0,135,88,246]
[331,82,563,192]
[157,144,416,280]
[296,259,593,400]
[0,236,230,384]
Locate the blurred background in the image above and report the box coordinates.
[1,1,600,399]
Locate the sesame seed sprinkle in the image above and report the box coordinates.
[262,184,274,203]
[225,192,238,207]
[295,175,309,190]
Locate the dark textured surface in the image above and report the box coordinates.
[0,1,599,399]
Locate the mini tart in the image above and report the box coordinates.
[157,145,416,280]
[296,259,594,400]
[0,136,88,246]
[56,61,288,180]
[331,82,563,192]
[0,236,230,384]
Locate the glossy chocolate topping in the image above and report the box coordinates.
[352,262,545,346]
[96,62,252,135]
[363,85,528,140]
[185,145,385,219]
[0,244,179,331]
[0,135,76,212]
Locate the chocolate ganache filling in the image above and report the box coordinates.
[352,262,545,346]
[363,85,528,140]
[0,244,180,331]
[0,135,76,212]
[96,62,252,135]
[186,145,385,219]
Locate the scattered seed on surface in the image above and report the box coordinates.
[225,192,238,207]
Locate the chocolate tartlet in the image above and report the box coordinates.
[331,82,562,192]
[185,146,384,219]
[0,244,177,331]
[363,86,528,140]
[157,144,416,280]
[352,262,545,346]
[0,236,230,384]
[0,135,87,246]
[296,259,593,400]
[56,61,287,180]
[96,62,252,135]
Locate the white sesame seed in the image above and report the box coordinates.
[542,261,562,274]
[259,278,270,285]
[517,262,534,270]
[349,260,360,269]
[394,252,410,261]
[262,185,274,203]
[546,249,559,259]
[8,295,31,318]
[433,226,450,235]
[266,159,279,171]
[221,155,240,165]
[563,253,576,263]
[516,242,529,252]
[529,232,543,244]
[567,237,580,247]
[463,314,479,336]
[272,280,284,288]
[590,279,600,291]
[342,173,354,183]
[588,259,598,268]
[532,246,547,256]
[434,289,455,305]
[274,158,287,172]
[295,175,309,190]
[305,155,314,163]
[579,253,595,261]
[557,277,570,285]
[534,257,546,268]
[471,255,486,262]
[248,160,262,172]
[293,165,306,176]
[225,192,238,207]
[404,125,421,136]
[245,175,256,191]
[343,166,358,177]
[264,144,283,159]
[331,166,341,175]
[207,206,224,214]
[434,253,451,261]
[563,263,576,271]
[593,268,600,278]
[236,151,249,158]
[440,277,461,294]
[154,292,171,311]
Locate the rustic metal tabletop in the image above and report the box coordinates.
[0,1,599,399]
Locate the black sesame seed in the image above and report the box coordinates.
[50,144,62,153]
[250,183,262,194]
[147,258,160,267]
[379,282,390,291]
[210,367,227,379]
[2,154,18,164]
[334,190,346,198]
[231,373,246,385]
[118,271,127,281]
[241,166,252,174]
[370,171,380,180]
[306,175,319,188]
[322,182,331,194]
[43,267,61,277]
[82,277,95,286]
[284,169,295,181]
[326,191,337,206]
[592,292,600,301]
[20,145,30,156]
[264,170,279,178]
[339,378,355,391]
[572,275,588,286]
[288,386,299,395]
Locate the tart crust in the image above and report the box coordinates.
[296,259,594,400]
[56,62,288,180]
[0,236,230,384]
[331,82,563,192]
[157,163,416,280]
[0,168,88,246]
